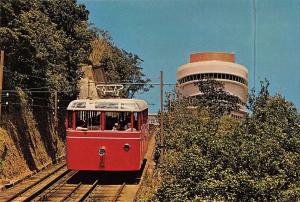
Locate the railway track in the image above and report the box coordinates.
[1,165,130,202]
[30,170,79,201]
[33,178,99,201]
[0,162,67,202]
[85,183,126,202]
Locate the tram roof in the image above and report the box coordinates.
[67,99,148,112]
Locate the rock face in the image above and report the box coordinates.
[0,128,31,186]
[0,89,65,186]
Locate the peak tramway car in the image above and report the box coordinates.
[65,99,149,171]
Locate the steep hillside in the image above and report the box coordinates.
[0,89,65,186]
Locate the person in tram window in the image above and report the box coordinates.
[77,119,86,127]
[76,119,87,130]
[123,122,128,130]
[112,123,119,131]
[126,123,136,131]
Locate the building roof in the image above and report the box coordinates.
[189,52,235,63]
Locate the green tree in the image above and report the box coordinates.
[0,0,94,97]
[91,30,151,98]
[194,79,241,116]
[0,0,150,112]
[155,80,300,201]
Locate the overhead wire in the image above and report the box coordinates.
[4,69,48,81]
[1,68,167,112]
[4,102,51,108]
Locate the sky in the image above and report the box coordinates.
[79,0,300,113]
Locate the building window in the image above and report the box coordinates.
[179,73,247,86]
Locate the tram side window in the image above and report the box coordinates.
[67,111,73,129]
[76,111,101,130]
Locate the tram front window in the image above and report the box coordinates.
[104,112,137,131]
[76,111,101,130]
[71,111,139,131]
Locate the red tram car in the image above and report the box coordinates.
[65,99,149,171]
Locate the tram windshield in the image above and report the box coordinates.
[76,111,101,130]
[104,112,138,131]
[67,110,146,131]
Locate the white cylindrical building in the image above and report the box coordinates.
[176,52,248,118]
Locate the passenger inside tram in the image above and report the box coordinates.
[72,111,139,131]
[104,112,138,131]
[75,111,101,131]
[126,123,136,131]
[112,123,120,131]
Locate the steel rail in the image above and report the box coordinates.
[5,163,66,202]
[33,170,78,201]
[112,183,126,202]
[23,169,70,202]
[79,180,98,201]
[60,182,82,202]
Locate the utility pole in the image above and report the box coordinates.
[54,91,58,128]
[87,80,90,99]
[0,50,4,124]
[160,70,164,156]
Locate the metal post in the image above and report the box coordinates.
[0,51,4,124]
[160,70,164,156]
[54,91,58,128]
[87,80,90,99]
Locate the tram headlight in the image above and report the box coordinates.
[99,147,106,156]
[123,144,131,152]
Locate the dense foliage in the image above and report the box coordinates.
[92,31,151,98]
[155,80,300,201]
[0,0,150,100]
[194,79,241,116]
[0,0,94,97]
